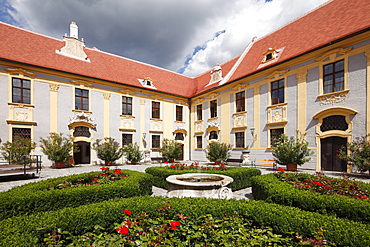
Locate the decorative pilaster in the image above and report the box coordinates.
[103,92,110,137]
[365,50,370,136]
[296,70,307,133]
[49,83,59,132]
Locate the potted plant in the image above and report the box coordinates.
[123,142,143,164]
[40,133,75,169]
[338,134,370,176]
[158,139,182,163]
[92,137,124,166]
[0,136,36,165]
[204,141,231,165]
[271,131,313,171]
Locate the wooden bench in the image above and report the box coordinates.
[226,158,243,166]
[252,158,277,169]
[151,157,164,163]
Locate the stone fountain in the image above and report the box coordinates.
[166,173,234,199]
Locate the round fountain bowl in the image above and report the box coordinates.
[166,173,234,199]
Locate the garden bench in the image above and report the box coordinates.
[151,157,164,163]
[225,158,243,166]
[252,158,277,169]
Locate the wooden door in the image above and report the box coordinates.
[321,137,347,172]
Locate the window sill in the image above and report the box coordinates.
[233,111,247,116]
[8,102,34,108]
[120,115,135,118]
[73,109,92,114]
[267,102,287,109]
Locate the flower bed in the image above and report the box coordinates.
[145,164,261,191]
[251,172,370,224]
[1,196,369,246]
[0,168,153,220]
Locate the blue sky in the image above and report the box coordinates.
[0,0,328,76]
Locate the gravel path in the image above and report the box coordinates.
[1,164,368,200]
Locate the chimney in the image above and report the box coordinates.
[70,21,78,39]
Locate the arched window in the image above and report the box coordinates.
[320,115,348,132]
[209,131,218,140]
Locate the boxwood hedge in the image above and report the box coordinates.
[0,170,153,220]
[145,166,261,191]
[251,173,370,224]
[0,196,369,246]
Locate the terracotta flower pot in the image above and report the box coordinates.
[286,163,298,171]
[105,160,113,166]
[55,161,65,169]
[214,161,221,166]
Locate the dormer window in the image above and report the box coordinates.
[258,47,284,69]
[138,77,156,89]
[208,64,223,85]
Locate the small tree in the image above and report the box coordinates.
[0,136,36,164]
[204,141,231,164]
[93,137,124,165]
[40,133,75,163]
[123,142,143,163]
[158,139,182,162]
[338,135,370,175]
[272,131,313,166]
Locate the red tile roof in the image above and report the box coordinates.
[226,0,370,83]
[0,0,369,98]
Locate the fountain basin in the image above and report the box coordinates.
[166,173,233,199]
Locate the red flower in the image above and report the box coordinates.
[354,196,359,199]
[121,175,126,177]
[116,226,129,235]
[103,174,109,177]
[361,195,369,199]
[305,184,310,188]
[100,167,109,171]
[314,181,323,186]
[115,169,121,172]
[93,178,99,181]
[276,167,286,172]
[123,209,132,215]
[85,183,91,185]
[99,173,104,176]
[116,171,121,175]
[170,221,181,230]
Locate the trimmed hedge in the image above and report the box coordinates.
[145,166,261,190]
[251,173,370,224]
[0,170,153,220]
[0,196,369,246]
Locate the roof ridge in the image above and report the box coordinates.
[0,20,62,42]
[85,45,193,80]
[255,0,333,42]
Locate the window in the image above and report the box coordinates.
[12,78,30,104]
[152,101,160,119]
[236,91,245,112]
[75,88,89,111]
[209,131,218,140]
[12,128,31,141]
[73,126,91,138]
[122,96,132,115]
[235,132,245,148]
[323,60,344,94]
[196,136,202,149]
[152,135,160,148]
[320,115,348,132]
[271,79,284,105]
[270,128,284,147]
[176,105,183,122]
[175,133,184,141]
[196,104,202,120]
[122,133,133,146]
[265,53,273,61]
[210,100,217,118]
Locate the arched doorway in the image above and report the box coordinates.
[313,107,357,172]
[74,141,91,164]
[321,137,347,172]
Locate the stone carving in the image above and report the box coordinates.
[69,112,96,126]
[233,113,246,128]
[175,122,186,131]
[49,83,60,92]
[195,122,203,133]
[319,92,348,105]
[268,106,286,124]
[150,119,163,131]
[103,92,111,100]
[207,119,219,128]
[15,110,28,121]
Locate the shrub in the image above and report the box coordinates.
[158,139,182,162]
[251,173,370,224]
[145,165,261,191]
[123,142,143,163]
[39,132,75,162]
[0,197,369,246]
[0,169,153,220]
[272,131,313,166]
[92,137,124,165]
[204,141,231,163]
[0,136,36,164]
[338,134,370,175]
